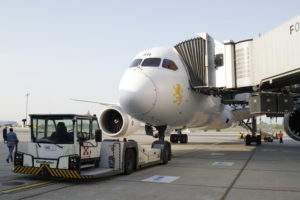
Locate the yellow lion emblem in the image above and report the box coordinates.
[173,84,183,105]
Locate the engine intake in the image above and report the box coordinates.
[100,106,140,137]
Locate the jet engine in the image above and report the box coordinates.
[283,107,300,141]
[99,106,140,137]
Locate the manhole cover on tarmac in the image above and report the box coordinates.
[3,181,25,186]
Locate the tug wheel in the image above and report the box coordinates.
[124,149,136,175]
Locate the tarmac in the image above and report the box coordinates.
[1,128,300,200]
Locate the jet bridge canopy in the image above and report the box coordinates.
[175,37,207,87]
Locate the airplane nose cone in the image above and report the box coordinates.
[119,70,157,116]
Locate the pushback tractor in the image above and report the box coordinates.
[13,114,171,179]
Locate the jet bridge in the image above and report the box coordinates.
[175,14,300,115]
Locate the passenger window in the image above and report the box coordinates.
[141,58,161,67]
[129,59,142,68]
[162,59,178,71]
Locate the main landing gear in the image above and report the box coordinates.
[240,117,261,146]
[244,134,261,146]
[170,129,188,144]
[145,125,188,144]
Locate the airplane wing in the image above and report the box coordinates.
[70,99,118,107]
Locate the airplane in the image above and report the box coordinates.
[73,46,232,141]
[92,45,253,144]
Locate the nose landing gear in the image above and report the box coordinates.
[145,124,169,142]
[155,125,167,142]
[145,125,188,144]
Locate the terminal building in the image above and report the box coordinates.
[0,120,19,127]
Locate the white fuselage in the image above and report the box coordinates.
[119,47,235,130]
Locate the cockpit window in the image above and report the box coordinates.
[129,59,143,68]
[141,58,161,67]
[162,59,178,71]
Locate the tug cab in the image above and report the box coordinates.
[14,114,170,179]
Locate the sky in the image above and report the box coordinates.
[0,0,299,123]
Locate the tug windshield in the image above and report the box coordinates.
[31,117,74,144]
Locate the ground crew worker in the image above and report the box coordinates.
[239,133,244,139]
[6,128,19,163]
[279,130,283,143]
[3,126,7,142]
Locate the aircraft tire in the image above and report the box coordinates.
[170,134,174,143]
[256,135,261,145]
[180,134,188,144]
[245,134,251,146]
[170,134,178,143]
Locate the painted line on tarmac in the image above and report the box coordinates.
[210,152,225,156]
[173,142,224,157]
[212,162,234,167]
[0,181,52,194]
[142,175,180,183]
[220,147,256,200]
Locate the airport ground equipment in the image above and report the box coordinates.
[13,114,171,179]
[264,136,274,143]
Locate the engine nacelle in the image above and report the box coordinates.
[283,107,300,141]
[99,106,140,137]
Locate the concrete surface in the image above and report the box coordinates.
[1,128,300,200]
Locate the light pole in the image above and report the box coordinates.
[25,93,30,126]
